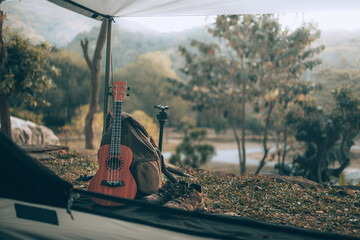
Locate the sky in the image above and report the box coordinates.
[123,11,360,33]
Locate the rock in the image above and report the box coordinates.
[343,169,360,186]
[10,116,60,145]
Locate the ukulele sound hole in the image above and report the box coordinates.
[106,157,124,171]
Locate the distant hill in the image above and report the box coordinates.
[4,0,360,76]
[2,0,213,77]
[66,25,214,77]
[316,29,360,70]
[3,0,98,46]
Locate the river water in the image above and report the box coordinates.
[163,146,360,184]
[164,145,360,167]
[163,147,276,166]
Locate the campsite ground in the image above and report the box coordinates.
[36,129,360,238]
[39,147,360,238]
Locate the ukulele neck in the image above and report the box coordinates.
[110,101,122,156]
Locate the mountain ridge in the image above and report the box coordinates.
[4,0,360,72]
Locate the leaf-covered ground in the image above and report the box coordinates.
[40,151,360,238]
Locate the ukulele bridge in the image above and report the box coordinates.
[101,180,125,187]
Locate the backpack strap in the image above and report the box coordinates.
[155,149,178,184]
[114,111,181,183]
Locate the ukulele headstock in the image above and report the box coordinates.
[113,81,128,102]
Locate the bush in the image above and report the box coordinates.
[169,128,215,168]
[69,105,103,136]
[246,115,264,135]
[130,110,159,142]
[10,108,43,125]
[176,116,196,132]
[211,116,229,135]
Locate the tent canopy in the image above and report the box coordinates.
[48,0,360,21]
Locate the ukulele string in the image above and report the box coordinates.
[112,55,116,184]
[108,83,124,184]
[113,101,120,183]
[110,86,118,183]
[115,99,122,183]
[118,100,122,182]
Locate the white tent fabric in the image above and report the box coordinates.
[0,198,210,240]
[48,0,360,20]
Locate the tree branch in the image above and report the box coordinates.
[92,20,107,71]
[80,38,92,70]
[330,131,351,177]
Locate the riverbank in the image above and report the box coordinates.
[59,128,360,180]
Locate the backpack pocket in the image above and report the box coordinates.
[131,157,161,195]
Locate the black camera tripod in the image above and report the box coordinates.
[154,104,177,183]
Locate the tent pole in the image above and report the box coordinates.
[102,17,113,136]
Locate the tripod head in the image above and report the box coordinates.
[154,104,169,121]
[154,104,169,112]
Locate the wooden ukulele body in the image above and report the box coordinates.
[88,80,136,206]
[88,144,137,206]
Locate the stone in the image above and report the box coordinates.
[343,169,360,186]
[10,116,60,145]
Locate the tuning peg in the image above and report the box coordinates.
[126,93,130,96]
[127,87,130,91]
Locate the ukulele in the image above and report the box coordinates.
[88,81,137,206]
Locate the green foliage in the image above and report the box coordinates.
[172,39,231,112]
[176,116,196,131]
[313,69,360,111]
[171,14,323,174]
[211,116,229,135]
[245,115,264,135]
[2,39,91,127]
[9,108,43,125]
[115,51,191,126]
[66,22,214,78]
[169,128,215,168]
[291,85,360,182]
[130,110,159,141]
[69,105,103,135]
[1,29,52,106]
[40,49,90,126]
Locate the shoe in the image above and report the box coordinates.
[142,181,188,205]
[163,183,204,211]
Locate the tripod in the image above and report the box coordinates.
[154,104,177,183]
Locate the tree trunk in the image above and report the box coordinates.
[84,112,95,149]
[240,78,246,174]
[0,2,9,138]
[317,146,326,183]
[275,130,280,169]
[330,131,351,177]
[0,93,11,138]
[232,120,243,174]
[316,139,331,183]
[281,125,288,174]
[81,20,107,149]
[255,102,274,175]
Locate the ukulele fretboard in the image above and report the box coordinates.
[110,101,122,156]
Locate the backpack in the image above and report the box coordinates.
[101,112,171,198]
